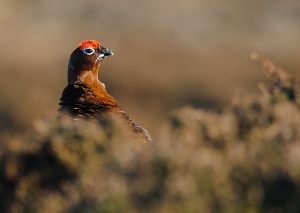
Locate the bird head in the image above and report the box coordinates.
[68,40,113,84]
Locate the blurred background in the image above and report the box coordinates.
[1,0,300,137]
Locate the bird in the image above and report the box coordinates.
[58,40,152,143]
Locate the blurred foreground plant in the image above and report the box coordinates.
[1,54,300,213]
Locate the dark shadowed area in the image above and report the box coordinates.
[1,0,300,137]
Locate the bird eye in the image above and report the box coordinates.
[82,48,95,55]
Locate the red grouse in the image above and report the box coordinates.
[59,40,152,143]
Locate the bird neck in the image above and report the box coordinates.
[68,63,101,86]
[67,62,118,105]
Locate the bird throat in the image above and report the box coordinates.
[78,68,99,85]
[68,62,101,86]
[67,61,114,104]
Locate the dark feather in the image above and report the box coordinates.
[59,83,152,143]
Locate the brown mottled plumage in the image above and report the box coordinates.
[59,40,152,143]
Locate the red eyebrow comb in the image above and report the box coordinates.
[79,40,100,50]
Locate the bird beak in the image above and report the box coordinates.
[103,48,114,57]
[98,47,114,60]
